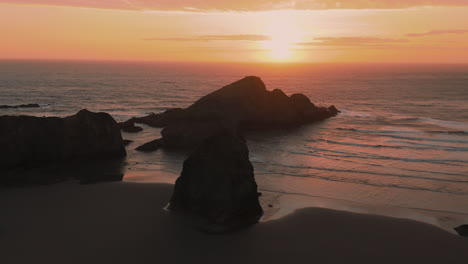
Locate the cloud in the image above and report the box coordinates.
[4,0,468,11]
[298,37,409,47]
[144,35,271,41]
[406,29,468,37]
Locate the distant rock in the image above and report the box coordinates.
[118,120,143,133]
[135,138,163,152]
[0,109,126,185]
[131,108,184,128]
[169,131,263,233]
[0,103,41,109]
[454,225,468,237]
[126,76,339,149]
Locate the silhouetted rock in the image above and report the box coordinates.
[131,108,184,128]
[0,103,41,109]
[0,109,126,185]
[135,139,163,152]
[454,225,468,237]
[126,76,339,149]
[118,120,143,133]
[123,139,134,146]
[169,131,263,233]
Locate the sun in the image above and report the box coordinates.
[260,15,303,62]
[262,39,294,60]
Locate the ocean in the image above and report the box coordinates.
[1,60,468,226]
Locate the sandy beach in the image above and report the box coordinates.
[1,181,467,264]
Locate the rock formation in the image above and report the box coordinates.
[0,109,126,184]
[135,139,163,152]
[454,225,468,237]
[169,131,263,233]
[0,103,41,109]
[132,76,339,149]
[118,120,143,133]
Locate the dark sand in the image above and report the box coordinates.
[1,182,467,264]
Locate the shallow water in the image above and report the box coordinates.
[1,60,467,220]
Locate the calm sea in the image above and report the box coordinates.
[1,60,468,221]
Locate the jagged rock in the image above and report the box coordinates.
[135,138,163,152]
[169,131,263,233]
[454,225,468,237]
[0,109,126,185]
[126,76,339,149]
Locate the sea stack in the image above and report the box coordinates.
[169,131,263,233]
[133,76,339,149]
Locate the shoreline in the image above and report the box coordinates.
[2,181,468,263]
[122,170,468,234]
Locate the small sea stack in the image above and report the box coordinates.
[169,131,263,233]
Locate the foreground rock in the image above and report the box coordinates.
[169,131,263,233]
[0,109,127,185]
[131,76,339,149]
[454,225,468,237]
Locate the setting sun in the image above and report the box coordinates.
[260,15,303,62]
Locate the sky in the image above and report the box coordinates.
[1,1,468,63]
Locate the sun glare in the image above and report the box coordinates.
[260,15,303,62]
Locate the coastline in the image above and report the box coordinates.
[2,181,467,264]
[122,165,468,235]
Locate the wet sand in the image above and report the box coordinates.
[1,182,468,264]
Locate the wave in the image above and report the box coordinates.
[382,134,468,144]
[256,170,468,196]
[338,127,468,135]
[386,140,468,151]
[318,139,468,152]
[293,148,468,166]
[266,163,468,183]
[389,117,468,132]
[338,109,374,118]
[418,117,468,132]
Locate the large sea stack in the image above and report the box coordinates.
[169,131,263,233]
[0,109,126,184]
[133,76,339,149]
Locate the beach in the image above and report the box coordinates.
[1,181,468,264]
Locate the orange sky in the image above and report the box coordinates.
[1,1,468,63]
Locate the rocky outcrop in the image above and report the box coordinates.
[0,109,126,184]
[135,139,163,152]
[127,76,339,149]
[0,103,41,109]
[118,120,143,133]
[169,131,263,233]
[454,225,468,237]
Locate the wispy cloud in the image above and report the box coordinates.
[144,35,271,41]
[298,37,409,47]
[406,29,468,37]
[4,0,468,11]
